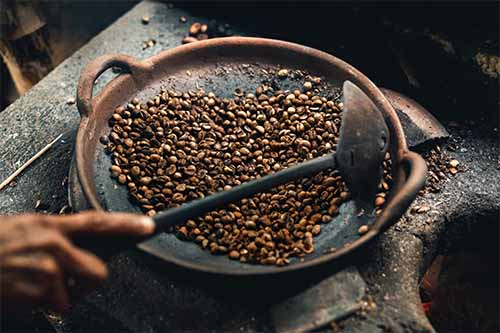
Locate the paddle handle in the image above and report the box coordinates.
[152,154,336,232]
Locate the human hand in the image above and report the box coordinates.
[0,212,154,314]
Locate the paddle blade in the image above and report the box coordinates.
[336,81,389,201]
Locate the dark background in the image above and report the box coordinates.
[2,2,499,124]
[0,2,498,332]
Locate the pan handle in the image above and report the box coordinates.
[372,151,427,232]
[76,54,153,118]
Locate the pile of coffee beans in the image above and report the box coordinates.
[181,20,234,45]
[103,77,392,265]
[474,52,499,79]
[418,145,463,195]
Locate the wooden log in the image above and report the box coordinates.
[0,1,54,95]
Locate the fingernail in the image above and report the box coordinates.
[138,216,155,234]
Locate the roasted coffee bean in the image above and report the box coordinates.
[358,225,369,234]
[245,221,257,229]
[277,69,289,78]
[118,174,127,184]
[131,166,141,176]
[229,250,240,260]
[110,165,122,177]
[105,78,394,266]
[139,177,152,185]
[375,196,385,207]
[189,22,201,35]
[184,165,197,176]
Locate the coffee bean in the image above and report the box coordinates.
[375,196,385,207]
[189,22,201,35]
[118,174,127,184]
[229,250,240,259]
[312,225,321,235]
[358,225,369,234]
[277,69,289,78]
[245,221,257,229]
[178,226,188,239]
[184,165,197,176]
[150,154,161,162]
[139,177,152,185]
[110,165,122,177]
[255,125,265,134]
[340,191,350,200]
[299,94,309,101]
[105,79,394,266]
[124,138,133,147]
[328,205,338,215]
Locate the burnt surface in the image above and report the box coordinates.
[0,2,498,333]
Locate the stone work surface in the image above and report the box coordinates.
[1,2,498,332]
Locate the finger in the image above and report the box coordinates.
[4,237,107,306]
[45,265,70,313]
[43,233,110,297]
[52,236,109,284]
[0,223,109,299]
[0,253,68,313]
[1,277,47,313]
[20,253,70,313]
[22,229,109,284]
[41,212,155,237]
[0,227,108,284]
